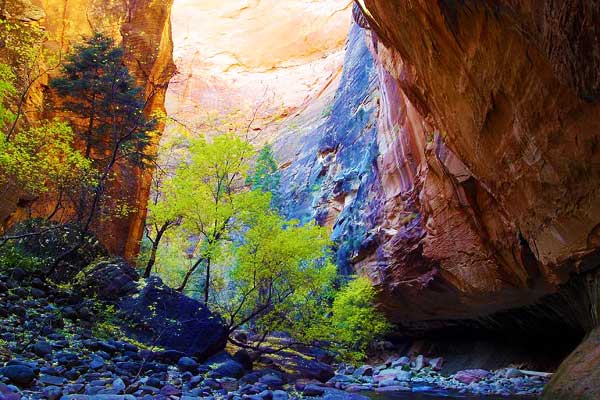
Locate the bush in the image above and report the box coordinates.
[326,276,391,362]
[0,243,43,273]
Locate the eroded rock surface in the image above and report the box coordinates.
[543,327,600,400]
[352,0,600,326]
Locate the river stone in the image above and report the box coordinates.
[414,355,425,370]
[177,356,198,372]
[112,378,126,393]
[392,357,410,367]
[272,390,288,400]
[353,365,373,377]
[396,370,412,382]
[33,341,53,357]
[259,373,284,389]
[429,357,444,371]
[0,365,36,386]
[213,360,245,379]
[42,385,62,400]
[39,374,65,386]
[302,384,325,396]
[454,369,491,384]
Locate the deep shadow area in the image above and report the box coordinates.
[386,267,600,373]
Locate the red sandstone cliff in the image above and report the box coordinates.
[1,0,175,261]
[351,0,600,325]
[351,2,599,396]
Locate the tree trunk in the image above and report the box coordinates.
[143,223,169,278]
[204,258,211,303]
[177,256,205,293]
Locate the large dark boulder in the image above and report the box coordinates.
[119,277,227,360]
[75,258,139,301]
[212,360,245,379]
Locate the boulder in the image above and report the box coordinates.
[543,327,600,400]
[0,365,36,386]
[118,277,227,360]
[75,258,139,301]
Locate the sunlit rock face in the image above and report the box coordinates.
[1,0,175,261]
[167,0,352,137]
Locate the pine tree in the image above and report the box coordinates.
[50,33,155,229]
[50,33,152,164]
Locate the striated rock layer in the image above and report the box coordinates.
[1,0,175,261]
[348,0,600,328]
[331,2,600,396]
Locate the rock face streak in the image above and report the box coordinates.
[1,0,175,261]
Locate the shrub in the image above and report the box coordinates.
[326,276,391,362]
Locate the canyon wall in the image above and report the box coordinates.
[276,4,599,385]
[354,0,600,329]
[1,0,175,260]
[274,22,381,278]
[278,1,600,331]
[166,0,352,143]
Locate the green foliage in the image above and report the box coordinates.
[47,33,156,226]
[0,22,93,211]
[325,276,391,361]
[0,64,16,129]
[0,19,50,95]
[0,118,92,196]
[158,133,257,295]
[0,242,43,273]
[0,19,47,68]
[246,144,281,208]
[214,203,334,338]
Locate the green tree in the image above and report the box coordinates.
[213,204,335,351]
[0,64,16,131]
[50,33,154,230]
[246,144,281,208]
[0,19,54,140]
[141,130,187,278]
[163,133,256,298]
[0,61,91,225]
[324,276,391,361]
[0,118,92,199]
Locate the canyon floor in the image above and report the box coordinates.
[0,261,549,400]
